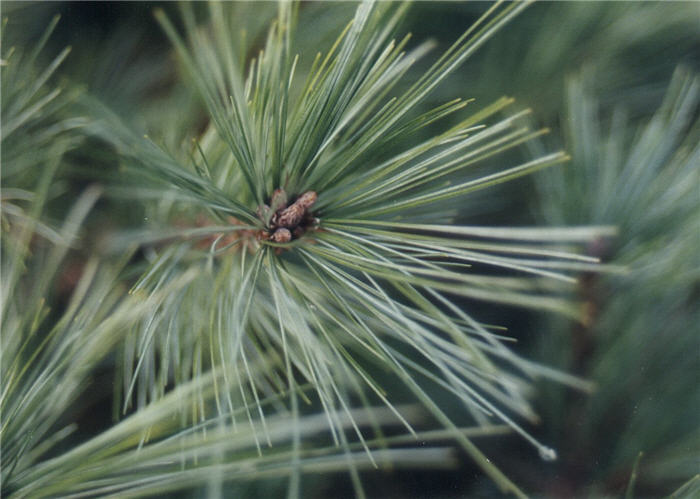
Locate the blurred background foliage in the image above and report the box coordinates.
[2,1,698,497]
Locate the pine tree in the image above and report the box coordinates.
[2,2,696,497]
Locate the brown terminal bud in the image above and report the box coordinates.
[276,204,304,229]
[296,191,317,210]
[271,227,292,243]
[276,191,318,229]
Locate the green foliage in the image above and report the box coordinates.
[669,475,700,499]
[0,16,464,498]
[2,1,697,497]
[0,16,85,187]
[533,68,699,494]
[79,3,621,495]
[429,1,700,123]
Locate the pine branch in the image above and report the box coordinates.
[534,67,699,494]
[82,3,614,496]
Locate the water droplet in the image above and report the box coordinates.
[539,446,557,461]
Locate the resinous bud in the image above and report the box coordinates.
[271,227,292,243]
